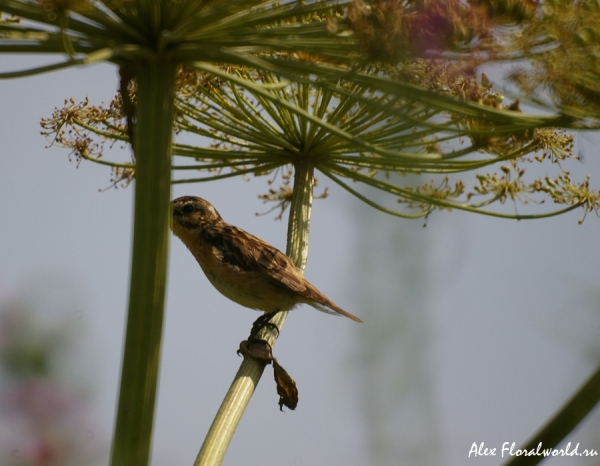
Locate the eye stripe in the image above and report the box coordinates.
[181,204,195,214]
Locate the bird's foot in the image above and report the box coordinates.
[249,311,281,340]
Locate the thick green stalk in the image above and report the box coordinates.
[194,160,315,466]
[504,364,600,466]
[110,60,178,466]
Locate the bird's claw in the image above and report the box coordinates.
[249,311,281,340]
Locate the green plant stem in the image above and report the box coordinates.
[110,60,178,466]
[504,364,600,466]
[194,159,315,466]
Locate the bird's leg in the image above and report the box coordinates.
[238,311,282,365]
[249,309,282,341]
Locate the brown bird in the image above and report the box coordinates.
[171,196,362,334]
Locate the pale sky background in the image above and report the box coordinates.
[2,55,600,466]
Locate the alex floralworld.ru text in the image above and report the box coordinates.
[468,442,598,458]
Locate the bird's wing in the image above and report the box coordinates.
[201,224,307,293]
[201,224,363,322]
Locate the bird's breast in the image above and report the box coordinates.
[193,242,297,313]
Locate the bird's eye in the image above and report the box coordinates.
[181,204,195,215]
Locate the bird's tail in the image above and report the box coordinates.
[310,301,363,323]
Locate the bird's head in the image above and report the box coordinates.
[171,196,222,237]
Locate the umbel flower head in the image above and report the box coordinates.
[42,62,599,222]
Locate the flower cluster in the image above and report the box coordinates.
[41,62,599,221]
